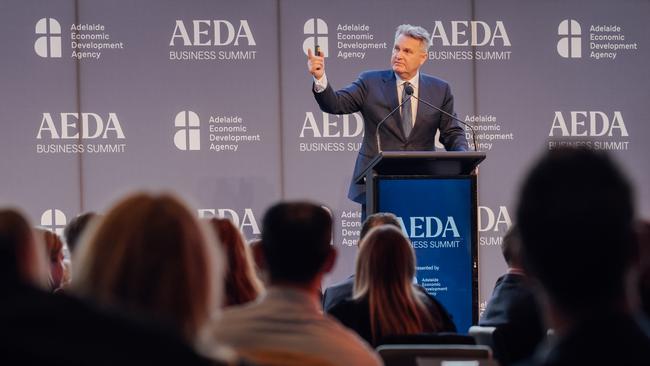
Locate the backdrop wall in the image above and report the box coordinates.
[1,0,648,318]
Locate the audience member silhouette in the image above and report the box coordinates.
[35,228,68,292]
[63,212,97,254]
[328,225,456,346]
[638,220,650,319]
[479,225,545,365]
[516,148,650,366]
[322,212,401,312]
[206,201,381,366]
[1,208,222,366]
[208,218,263,307]
[72,193,223,346]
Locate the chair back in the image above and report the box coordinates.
[377,344,497,366]
[379,333,476,347]
[468,326,496,351]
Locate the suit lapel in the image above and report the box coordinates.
[380,72,406,140]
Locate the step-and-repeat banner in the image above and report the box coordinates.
[1,0,648,322]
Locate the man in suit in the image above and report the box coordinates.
[307,24,468,204]
[479,225,545,365]
[516,148,650,366]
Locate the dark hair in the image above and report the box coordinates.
[0,209,34,281]
[516,148,635,312]
[63,212,96,254]
[261,201,332,284]
[360,212,401,242]
[208,218,261,306]
[501,225,522,268]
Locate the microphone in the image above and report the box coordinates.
[408,91,478,152]
[404,83,414,96]
[376,86,413,153]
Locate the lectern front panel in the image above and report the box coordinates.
[377,176,477,333]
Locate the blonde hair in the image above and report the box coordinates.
[73,192,223,342]
[354,225,438,343]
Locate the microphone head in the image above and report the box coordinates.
[405,83,414,95]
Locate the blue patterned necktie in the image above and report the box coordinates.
[401,82,412,138]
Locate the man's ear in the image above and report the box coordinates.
[322,246,338,274]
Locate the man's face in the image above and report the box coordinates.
[391,34,427,80]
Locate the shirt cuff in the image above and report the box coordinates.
[313,74,328,93]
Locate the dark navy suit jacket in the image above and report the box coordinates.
[480,273,545,365]
[313,70,468,203]
[322,275,355,313]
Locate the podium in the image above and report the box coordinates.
[355,151,486,333]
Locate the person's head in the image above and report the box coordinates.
[0,209,48,287]
[516,147,636,314]
[354,225,437,343]
[392,24,430,80]
[63,212,97,254]
[35,228,66,291]
[208,218,262,307]
[260,201,335,287]
[73,192,223,342]
[501,225,523,269]
[359,212,401,243]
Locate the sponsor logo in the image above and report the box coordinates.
[35,18,125,60]
[548,111,630,151]
[478,205,511,232]
[340,210,362,247]
[174,111,201,151]
[40,209,66,235]
[302,18,329,57]
[173,111,261,152]
[35,18,62,58]
[428,20,512,61]
[298,112,363,152]
[169,20,257,61]
[478,205,511,247]
[303,19,389,61]
[556,19,639,60]
[36,112,126,154]
[398,215,462,250]
[557,19,582,58]
[463,114,514,151]
[197,208,260,235]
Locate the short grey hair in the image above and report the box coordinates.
[394,24,431,52]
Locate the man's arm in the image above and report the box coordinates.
[438,84,469,151]
[306,48,366,115]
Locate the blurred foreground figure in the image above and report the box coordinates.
[0,208,221,366]
[516,148,650,366]
[479,225,545,365]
